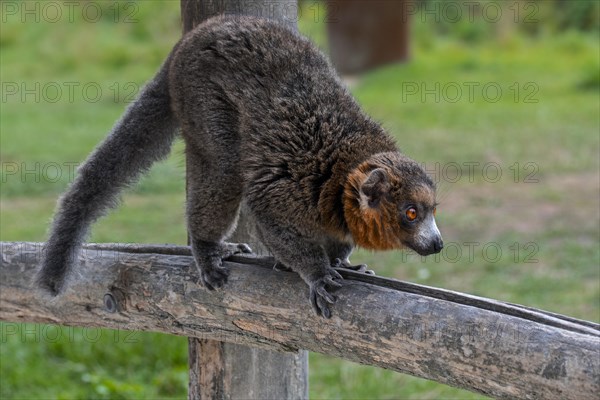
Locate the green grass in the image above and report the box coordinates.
[1,1,599,399]
[0,324,188,399]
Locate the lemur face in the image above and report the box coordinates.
[343,159,444,255]
[395,183,443,256]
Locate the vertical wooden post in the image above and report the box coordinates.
[180,1,308,399]
[326,0,411,75]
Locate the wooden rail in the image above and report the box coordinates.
[1,242,598,399]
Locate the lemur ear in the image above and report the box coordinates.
[361,168,390,208]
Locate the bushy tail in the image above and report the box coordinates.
[36,46,180,295]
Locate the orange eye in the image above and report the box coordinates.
[406,208,418,221]
[433,207,437,216]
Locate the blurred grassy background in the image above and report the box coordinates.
[1,1,598,398]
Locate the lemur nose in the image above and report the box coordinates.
[433,237,444,253]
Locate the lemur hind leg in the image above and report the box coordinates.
[325,239,375,275]
[181,92,251,290]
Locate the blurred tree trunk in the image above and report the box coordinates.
[327,0,411,74]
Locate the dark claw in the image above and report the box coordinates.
[316,285,336,303]
[310,288,332,319]
[317,296,331,319]
[309,289,322,317]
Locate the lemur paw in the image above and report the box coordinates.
[308,268,343,319]
[332,258,375,275]
[221,242,253,258]
[194,242,252,290]
[196,256,230,291]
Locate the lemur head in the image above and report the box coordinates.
[343,152,443,255]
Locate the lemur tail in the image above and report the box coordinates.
[36,44,181,295]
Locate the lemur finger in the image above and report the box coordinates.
[316,285,337,304]
[310,289,332,318]
[324,276,343,288]
[194,264,215,291]
[309,289,320,316]
[329,269,343,281]
[355,264,368,272]
[221,242,252,257]
[236,243,253,253]
[350,264,375,275]
[317,296,332,319]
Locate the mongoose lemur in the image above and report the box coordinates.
[36,16,443,318]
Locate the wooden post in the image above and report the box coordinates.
[179,1,307,399]
[326,0,411,75]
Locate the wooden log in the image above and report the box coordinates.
[1,242,598,399]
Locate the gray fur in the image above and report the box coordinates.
[37,16,441,318]
[36,45,181,295]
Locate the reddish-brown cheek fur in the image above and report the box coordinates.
[343,163,406,250]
